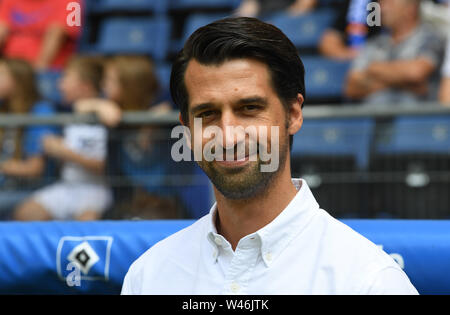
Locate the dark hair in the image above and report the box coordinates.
[170,17,306,148]
[66,55,105,93]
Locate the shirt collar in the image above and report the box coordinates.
[206,178,320,267]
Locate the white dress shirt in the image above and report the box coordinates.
[121,179,418,295]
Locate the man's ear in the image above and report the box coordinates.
[179,113,185,126]
[287,93,304,137]
[179,112,193,151]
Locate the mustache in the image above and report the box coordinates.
[207,140,266,160]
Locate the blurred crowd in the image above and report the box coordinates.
[0,0,448,222]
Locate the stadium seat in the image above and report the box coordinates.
[36,71,62,103]
[96,17,171,61]
[292,118,375,170]
[376,116,450,155]
[370,115,450,219]
[302,56,351,101]
[263,9,337,50]
[171,12,229,52]
[182,13,229,42]
[291,118,375,217]
[170,0,241,10]
[155,62,172,90]
[91,0,168,13]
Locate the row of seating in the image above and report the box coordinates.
[37,56,350,104]
[86,0,242,14]
[292,116,450,219]
[83,9,338,59]
[86,0,347,13]
[293,116,450,171]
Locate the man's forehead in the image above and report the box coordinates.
[184,58,273,101]
[185,58,271,82]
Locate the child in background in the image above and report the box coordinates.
[76,55,186,219]
[0,58,56,217]
[14,56,112,221]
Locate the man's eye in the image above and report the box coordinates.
[198,110,215,118]
[243,105,260,111]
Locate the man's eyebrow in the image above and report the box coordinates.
[190,96,268,115]
[236,96,268,106]
[190,103,215,115]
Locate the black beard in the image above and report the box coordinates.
[197,137,289,200]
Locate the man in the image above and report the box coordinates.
[319,0,381,60]
[440,40,450,104]
[345,0,445,106]
[121,17,418,295]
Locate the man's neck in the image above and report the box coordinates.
[214,165,298,251]
[391,18,419,44]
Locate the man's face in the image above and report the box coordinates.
[380,0,413,29]
[184,58,294,199]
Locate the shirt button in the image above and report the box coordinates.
[265,252,272,262]
[230,282,240,293]
[214,236,222,246]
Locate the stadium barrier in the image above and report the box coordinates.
[0,219,450,295]
[1,103,449,126]
[0,104,449,220]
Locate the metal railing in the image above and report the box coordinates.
[0,103,449,126]
[0,103,449,221]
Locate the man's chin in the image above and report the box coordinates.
[200,160,275,200]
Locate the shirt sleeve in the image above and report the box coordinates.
[121,272,134,295]
[0,0,12,27]
[350,40,375,71]
[363,267,419,295]
[23,102,58,157]
[442,41,450,78]
[416,29,446,68]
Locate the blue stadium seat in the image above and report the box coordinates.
[291,118,375,218]
[376,116,450,155]
[96,17,171,61]
[154,62,172,90]
[92,0,168,13]
[36,71,62,103]
[263,9,337,49]
[292,118,375,170]
[302,56,351,100]
[170,0,241,10]
[171,13,229,52]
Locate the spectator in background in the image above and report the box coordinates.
[14,56,111,221]
[0,0,82,71]
[0,58,56,218]
[235,0,317,18]
[345,0,446,106]
[319,0,381,60]
[440,41,450,104]
[76,56,185,220]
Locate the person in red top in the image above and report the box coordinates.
[0,0,82,71]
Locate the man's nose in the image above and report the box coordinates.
[219,110,246,149]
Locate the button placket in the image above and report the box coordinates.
[222,240,260,294]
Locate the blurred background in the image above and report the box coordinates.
[0,0,449,223]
